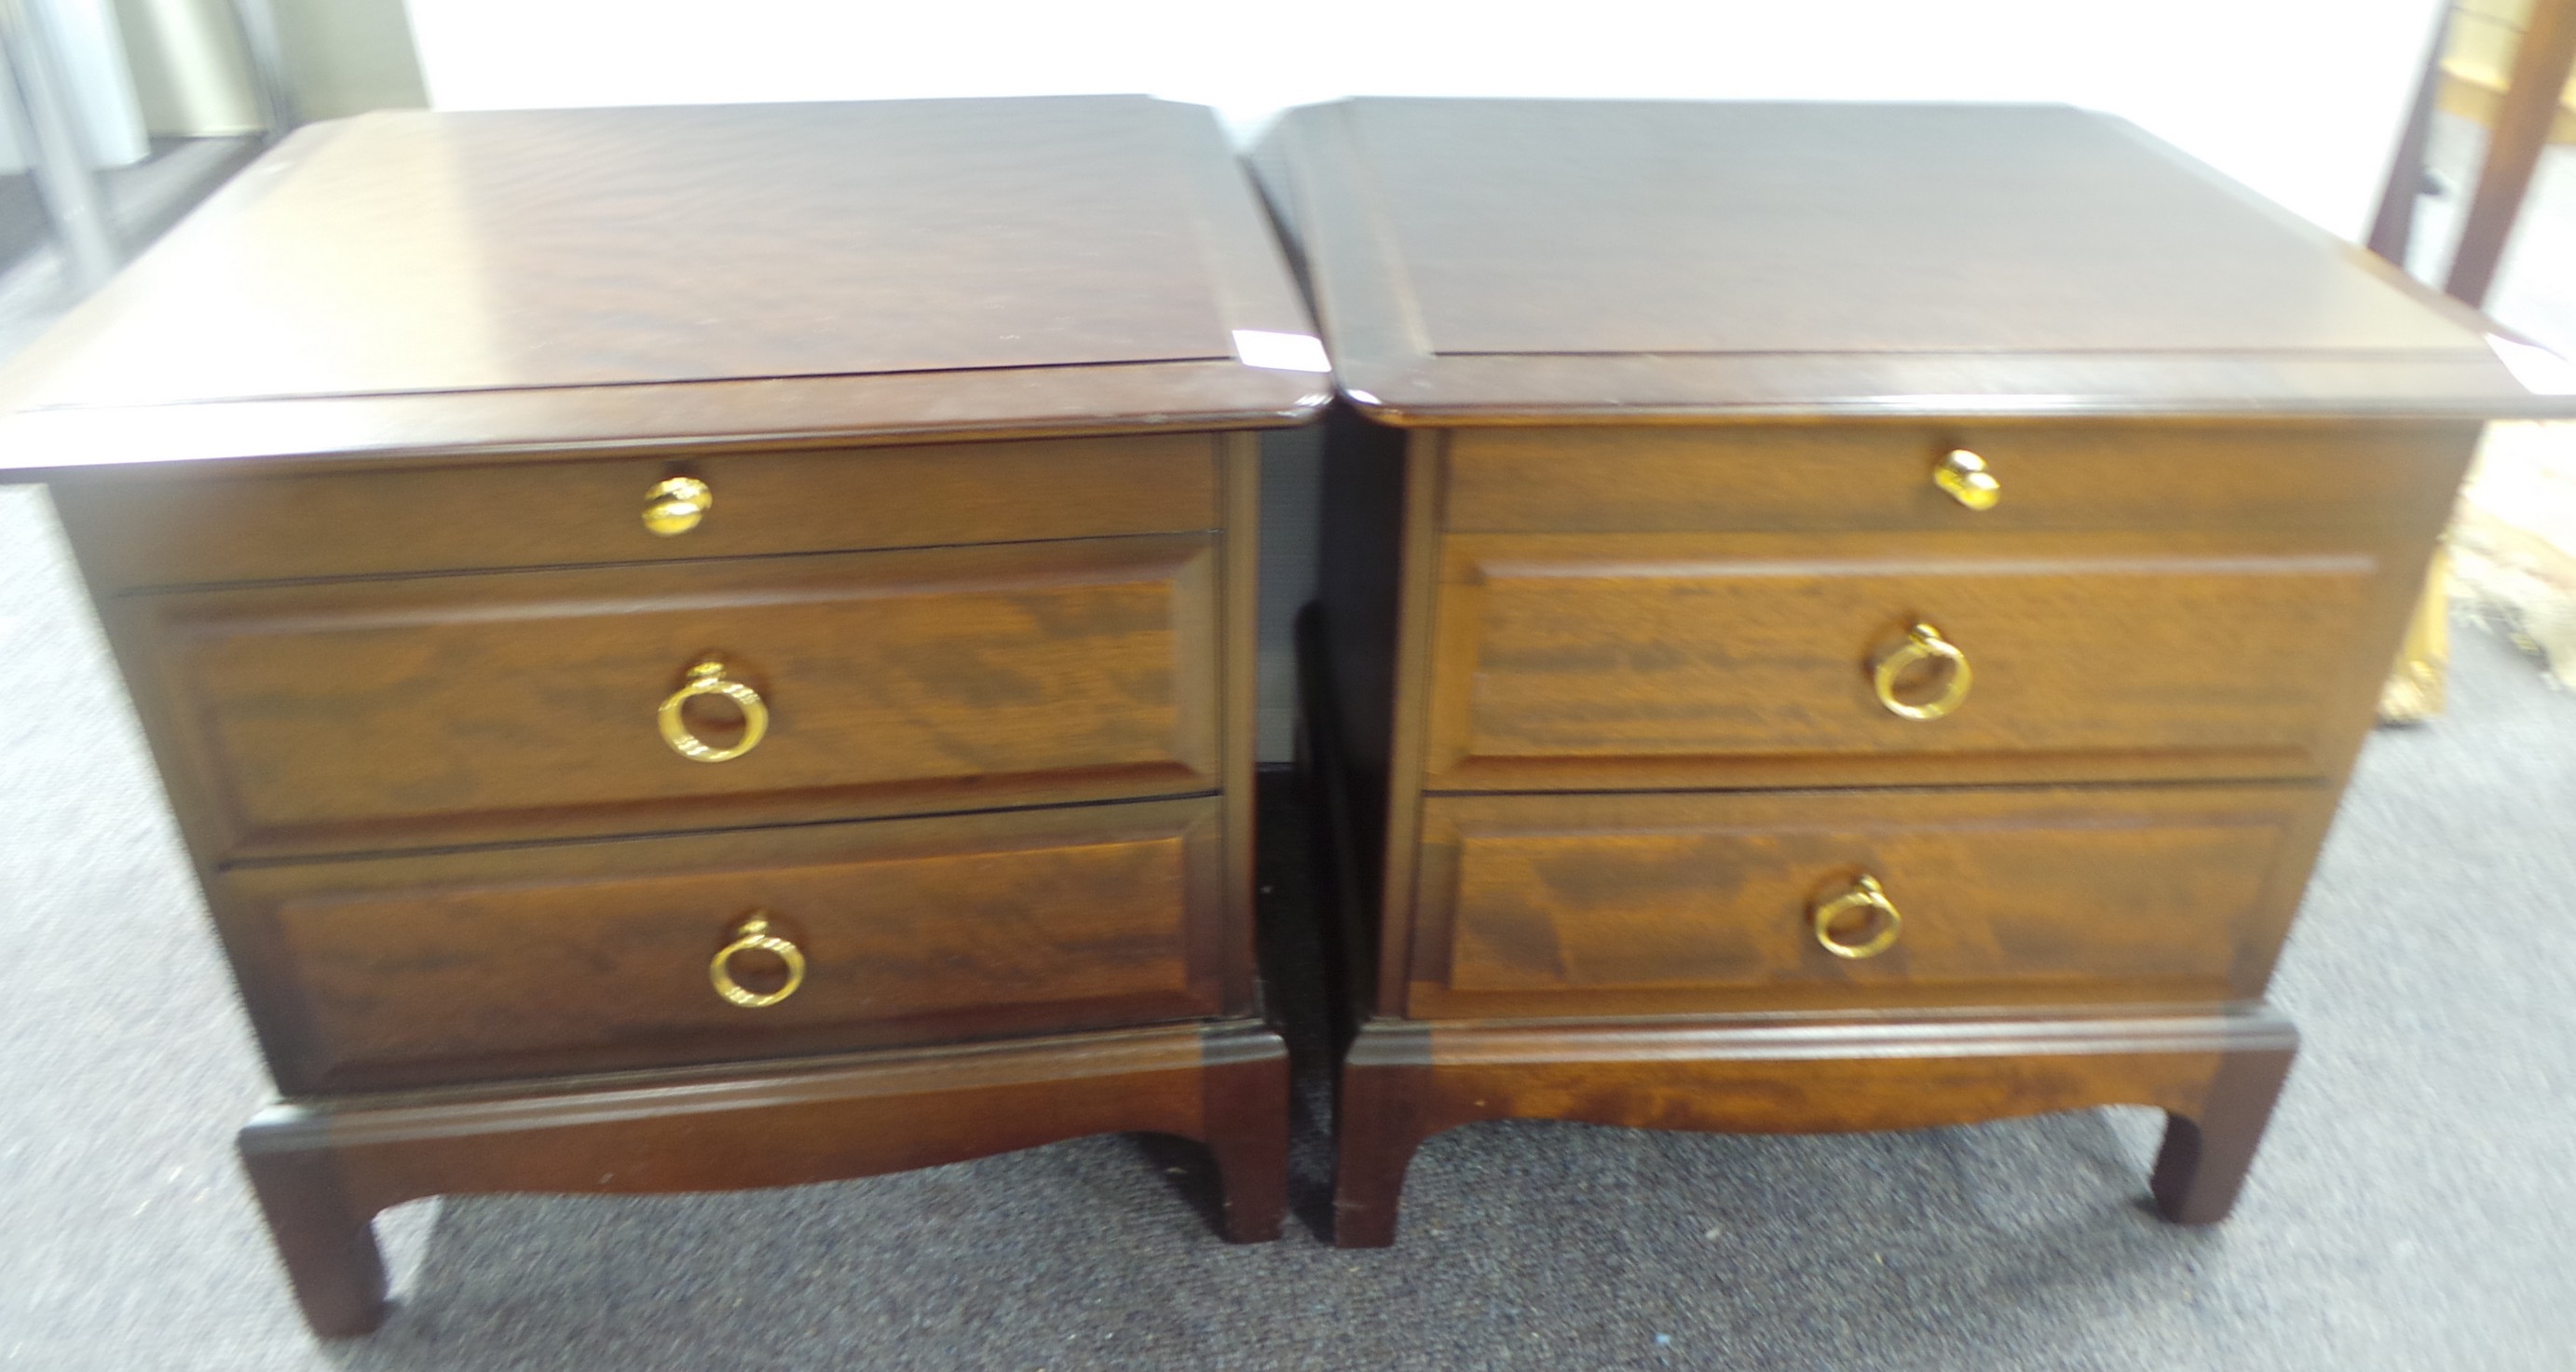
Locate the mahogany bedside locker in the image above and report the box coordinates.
[1257,98,2569,1246]
[0,96,1326,1333]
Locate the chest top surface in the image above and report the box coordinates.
[1260,98,2565,424]
[1,96,1320,474]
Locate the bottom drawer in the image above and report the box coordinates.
[1408,786,2336,1019]
[226,798,1232,1093]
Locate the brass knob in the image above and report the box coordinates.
[644,476,713,536]
[1870,622,1972,721]
[709,912,805,1008]
[1811,875,1903,960]
[1934,450,1999,510]
[657,658,769,762]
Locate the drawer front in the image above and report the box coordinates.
[1425,532,2414,790]
[225,798,1231,1094]
[1408,787,2334,1019]
[1445,424,2474,537]
[132,536,1220,856]
[55,434,1218,591]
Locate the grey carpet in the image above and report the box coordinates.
[4,480,2572,1369]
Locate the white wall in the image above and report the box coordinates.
[407,0,2447,241]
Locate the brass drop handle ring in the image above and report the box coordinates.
[644,476,713,537]
[1811,875,1903,960]
[1871,622,1972,721]
[709,913,805,1008]
[657,658,769,762]
[1935,449,1999,510]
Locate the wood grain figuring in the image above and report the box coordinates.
[0,99,1323,476]
[241,1019,1290,1335]
[1252,99,2569,422]
[130,537,1219,857]
[12,101,1235,406]
[1427,532,2406,788]
[1217,434,1262,984]
[1375,435,1450,1015]
[229,798,1228,1093]
[1369,103,2463,359]
[1288,97,2504,1250]
[12,95,1307,1333]
[1411,786,2333,1018]
[1444,423,2478,537]
[1332,1012,2297,1246]
[53,434,1220,591]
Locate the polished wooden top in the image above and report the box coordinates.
[1,97,1323,475]
[1258,98,2569,423]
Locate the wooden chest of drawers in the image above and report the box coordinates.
[0,98,1324,1333]
[1259,98,2568,1245]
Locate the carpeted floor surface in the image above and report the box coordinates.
[2,481,2572,1370]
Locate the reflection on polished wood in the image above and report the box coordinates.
[1265,99,2559,426]
[0,98,1325,475]
[2,96,1317,1334]
[118,536,1225,857]
[1267,98,2558,1247]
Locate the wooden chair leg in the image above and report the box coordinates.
[2149,1039,2297,1225]
[2443,0,2576,306]
[237,1129,388,1338]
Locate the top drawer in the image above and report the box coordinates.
[1444,424,2475,537]
[54,433,1219,591]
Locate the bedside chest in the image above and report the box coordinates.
[0,98,1325,1333]
[1258,99,2568,1247]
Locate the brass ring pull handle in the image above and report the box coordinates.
[644,476,713,536]
[1811,875,1903,960]
[657,658,769,762]
[1871,622,1972,721]
[1934,449,1999,510]
[709,912,805,1008]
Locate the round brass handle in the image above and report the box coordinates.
[644,476,713,537]
[657,658,769,763]
[1871,622,1972,721]
[708,913,805,1008]
[1935,449,1999,510]
[1811,875,1903,960]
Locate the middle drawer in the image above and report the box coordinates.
[126,535,1220,858]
